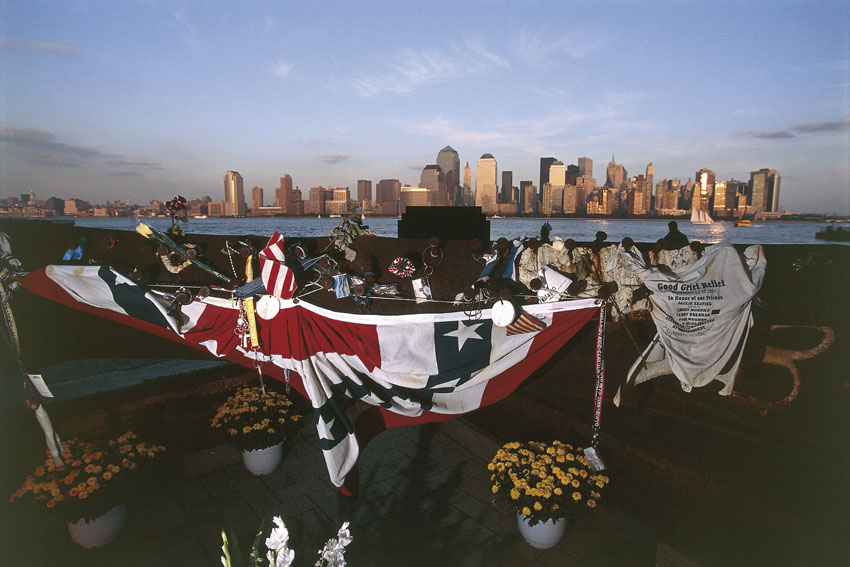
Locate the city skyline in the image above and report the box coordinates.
[2,1,849,214]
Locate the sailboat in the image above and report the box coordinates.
[690,207,712,225]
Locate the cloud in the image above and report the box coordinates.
[512,28,604,66]
[791,117,850,133]
[407,163,427,171]
[105,157,163,170]
[737,129,795,139]
[349,39,509,97]
[173,9,200,48]
[0,38,81,57]
[317,153,350,164]
[270,59,293,79]
[0,125,99,166]
[1,126,163,173]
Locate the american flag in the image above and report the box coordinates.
[260,231,297,300]
[21,265,600,489]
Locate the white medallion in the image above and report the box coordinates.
[255,295,280,320]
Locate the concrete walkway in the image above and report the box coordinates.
[3,416,698,566]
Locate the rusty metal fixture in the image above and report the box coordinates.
[597,281,618,300]
[631,285,651,303]
[567,279,588,296]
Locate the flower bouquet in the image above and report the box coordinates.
[488,440,610,527]
[210,384,302,452]
[9,431,166,523]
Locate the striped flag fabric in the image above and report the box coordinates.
[506,310,547,335]
[19,264,600,490]
[260,231,297,299]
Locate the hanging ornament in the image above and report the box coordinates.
[388,256,415,278]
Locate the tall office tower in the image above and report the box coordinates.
[713,180,728,214]
[519,180,532,213]
[695,168,715,211]
[767,170,780,212]
[546,161,565,213]
[223,170,246,216]
[376,179,400,204]
[541,183,553,215]
[306,186,326,216]
[357,179,372,204]
[563,185,578,214]
[420,165,445,205]
[463,162,472,188]
[539,157,556,200]
[566,164,579,186]
[748,168,780,213]
[251,186,263,211]
[548,161,566,187]
[437,146,460,204]
[522,183,537,214]
[578,156,593,178]
[277,175,293,213]
[605,156,626,189]
[630,175,646,215]
[475,153,498,214]
[501,170,513,203]
[645,163,654,213]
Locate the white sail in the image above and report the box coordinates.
[690,207,712,225]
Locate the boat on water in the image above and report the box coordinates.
[734,219,752,227]
[690,207,713,225]
[815,224,850,241]
[1,207,847,560]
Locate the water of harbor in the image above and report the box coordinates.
[62,215,845,245]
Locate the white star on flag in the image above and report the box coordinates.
[443,321,484,351]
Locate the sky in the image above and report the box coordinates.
[1,0,849,214]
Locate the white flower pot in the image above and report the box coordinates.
[67,504,127,549]
[516,512,567,549]
[242,441,284,475]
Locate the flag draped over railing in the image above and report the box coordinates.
[20,265,600,488]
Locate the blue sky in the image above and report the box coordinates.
[2,0,848,214]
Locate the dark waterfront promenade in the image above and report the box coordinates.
[1,386,691,567]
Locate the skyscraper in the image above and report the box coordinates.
[695,168,715,211]
[277,174,292,213]
[223,170,246,216]
[437,146,460,205]
[540,157,556,200]
[376,179,400,204]
[578,156,593,178]
[475,154,498,214]
[645,163,654,213]
[420,165,445,205]
[251,186,263,211]
[463,162,472,188]
[357,179,372,203]
[501,170,513,203]
[605,156,626,189]
[748,169,780,213]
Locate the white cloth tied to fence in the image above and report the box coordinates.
[612,242,766,405]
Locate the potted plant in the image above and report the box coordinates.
[488,440,610,549]
[9,431,166,548]
[210,384,302,475]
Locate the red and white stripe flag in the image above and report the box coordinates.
[506,310,547,336]
[260,231,297,299]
